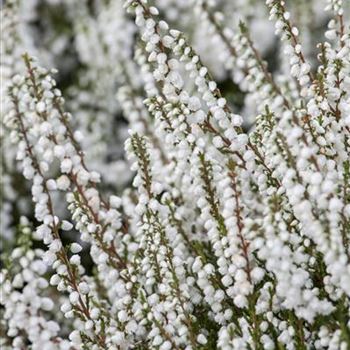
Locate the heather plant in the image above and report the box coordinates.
[1,0,350,349]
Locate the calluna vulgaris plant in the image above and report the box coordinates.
[1,0,350,349]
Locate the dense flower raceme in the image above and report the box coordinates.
[1,0,350,349]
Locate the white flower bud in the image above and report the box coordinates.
[70,243,82,253]
[78,282,90,295]
[69,291,80,305]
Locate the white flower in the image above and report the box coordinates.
[197,334,208,345]
[78,282,90,295]
[61,158,73,173]
[69,291,80,305]
[70,243,82,253]
[61,220,73,231]
[36,102,46,113]
[56,175,70,190]
[110,195,122,208]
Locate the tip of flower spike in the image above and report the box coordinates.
[22,52,37,66]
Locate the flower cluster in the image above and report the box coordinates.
[1,0,350,349]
